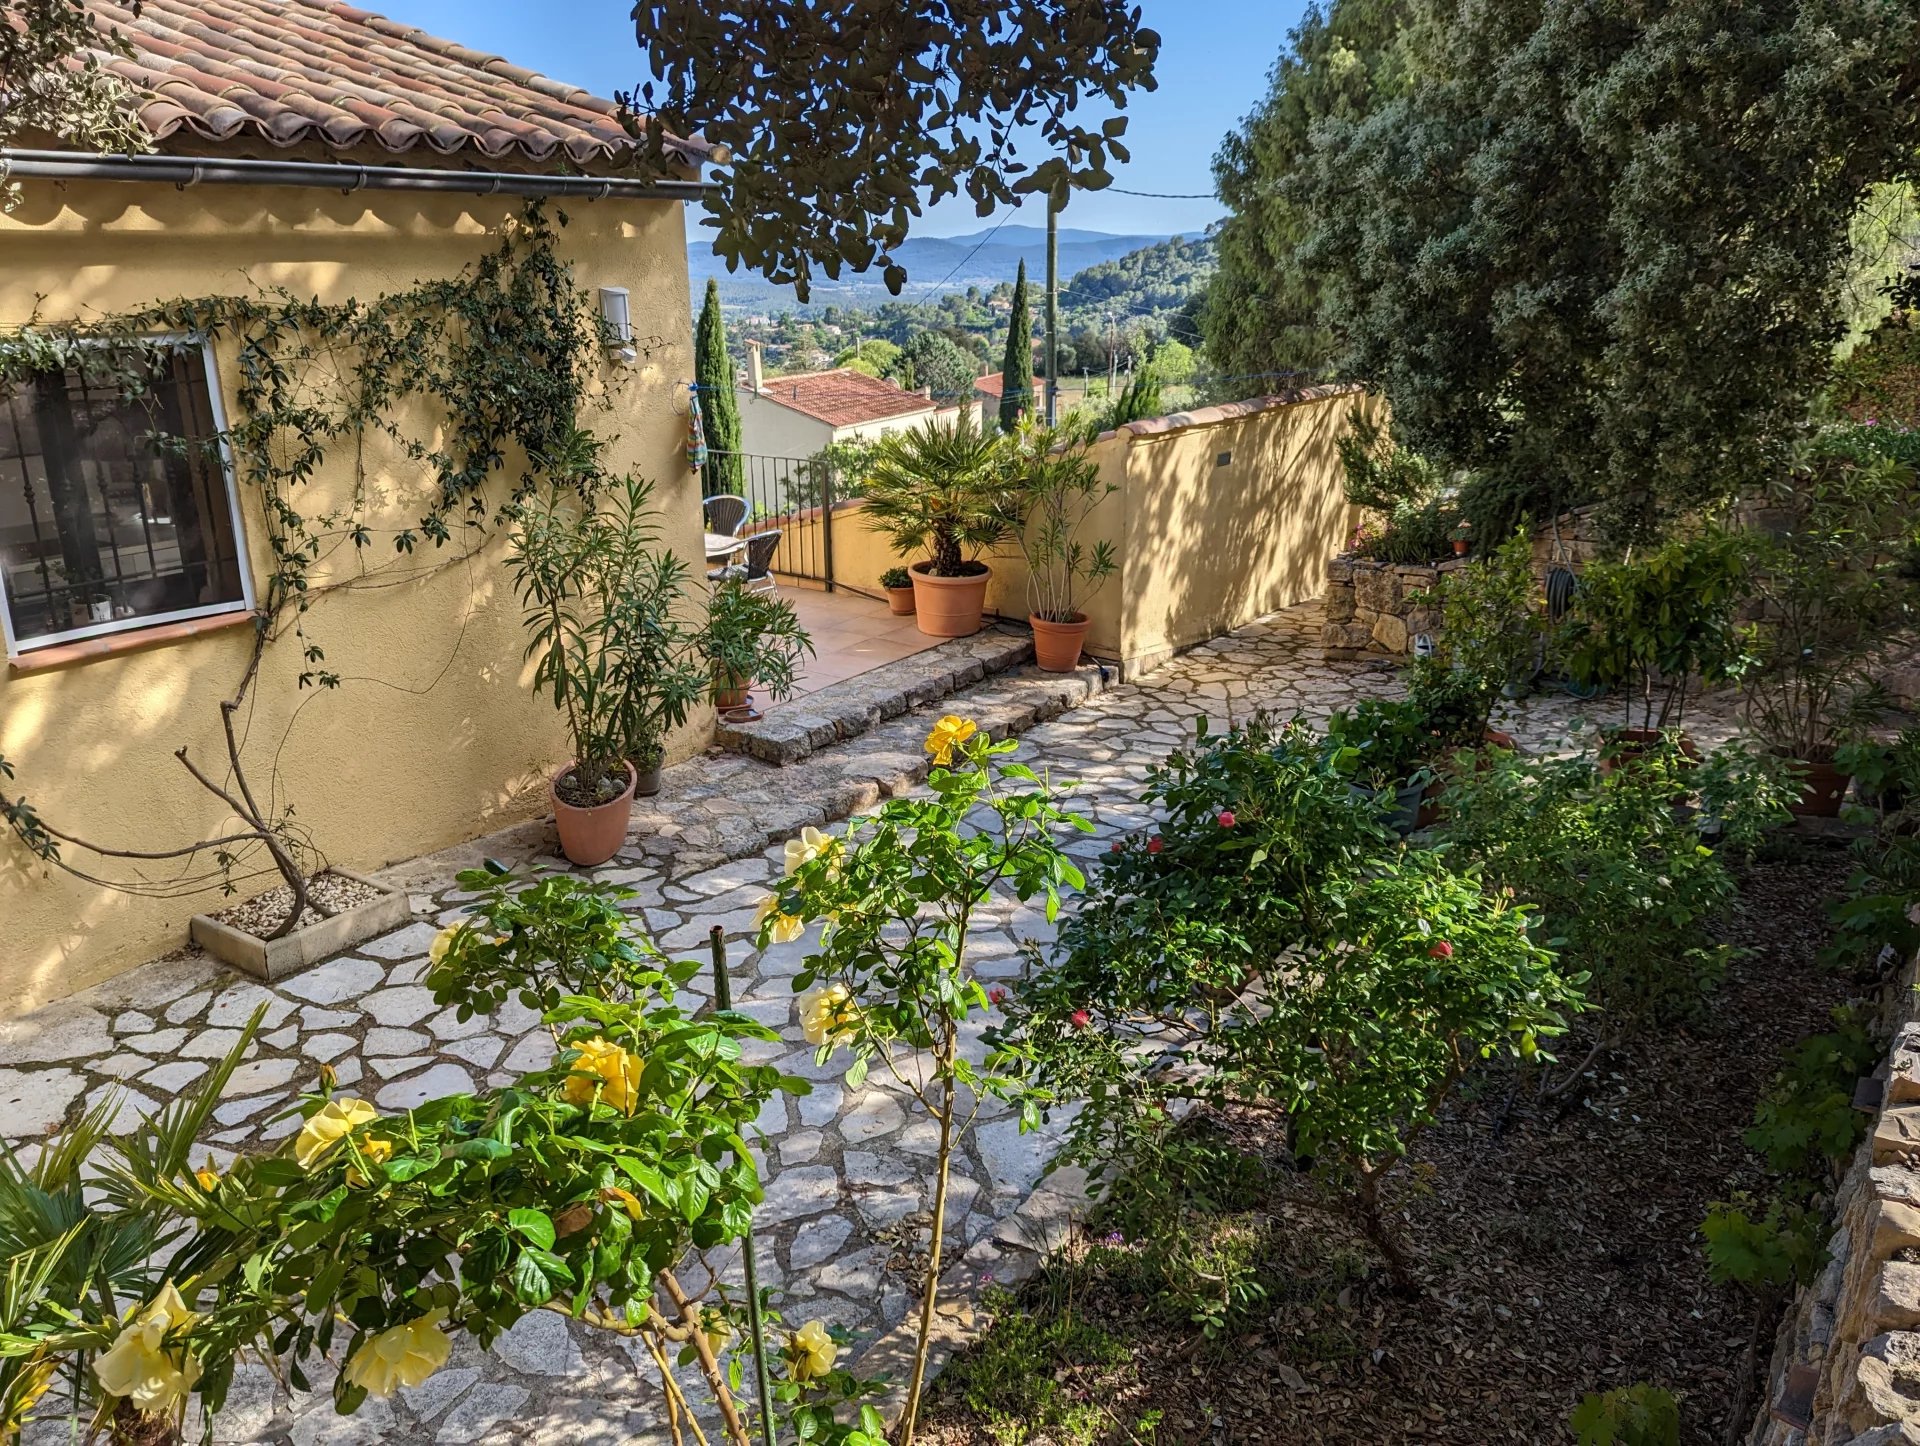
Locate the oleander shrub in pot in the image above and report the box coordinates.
[861,412,1014,637]
[1006,418,1116,671]
[511,463,707,864]
[1741,441,1920,814]
[699,580,813,714]
[1559,530,1751,763]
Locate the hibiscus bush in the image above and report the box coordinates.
[6,868,825,1446]
[1006,716,1586,1291]
[755,714,1091,1444]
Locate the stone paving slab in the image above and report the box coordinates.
[715,624,1042,764]
[9,603,1743,1444]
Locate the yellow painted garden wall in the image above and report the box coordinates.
[0,181,701,1011]
[785,386,1372,673]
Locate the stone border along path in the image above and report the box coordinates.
[6,602,1746,1445]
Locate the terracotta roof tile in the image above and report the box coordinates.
[754,369,948,429]
[76,0,709,171]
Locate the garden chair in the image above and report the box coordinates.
[702,493,748,537]
[738,531,781,595]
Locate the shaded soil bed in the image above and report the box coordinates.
[922,842,1863,1445]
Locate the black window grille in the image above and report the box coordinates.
[0,340,249,652]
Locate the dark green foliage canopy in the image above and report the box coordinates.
[1203,0,1421,384]
[1000,260,1034,431]
[1290,0,1920,539]
[628,0,1160,302]
[695,279,743,494]
[902,330,983,403]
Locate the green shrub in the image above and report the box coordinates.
[1435,744,1750,1032]
[1744,1010,1882,1181]
[1701,1194,1825,1296]
[1569,1384,1680,1446]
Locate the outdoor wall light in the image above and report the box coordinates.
[599,286,636,362]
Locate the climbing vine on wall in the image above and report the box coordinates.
[0,202,619,932]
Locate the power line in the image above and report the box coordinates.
[1107,186,1216,200]
[901,211,1018,295]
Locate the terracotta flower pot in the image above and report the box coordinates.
[884,585,916,617]
[552,760,636,867]
[1782,754,1852,818]
[713,670,750,712]
[1452,539,1469,555]
[911,562,991,638]
[1030,612,1092,672]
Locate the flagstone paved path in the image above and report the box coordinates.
[6,602,1745,1445]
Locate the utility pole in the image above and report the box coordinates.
[1044,188,1060,426]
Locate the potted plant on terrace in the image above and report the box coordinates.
[1006,420,1117,670]
[512,470,702,865]
[700,579,814,718]
[1560,530,1751,766]
[879,565,915,616]
[1741,443,1919,814]
[862,412,1014,637]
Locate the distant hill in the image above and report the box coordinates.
[690,225,1188,312]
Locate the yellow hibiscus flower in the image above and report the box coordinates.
[783,825,842,878]
[346,1136,394,1189]
[786,1319,838,1382]
[293,1098,379,1170]
[342,1312,451,1398]
[428,923,465,967]
[754,893,806,945]
[924,714,979,767]
[562,1036,645,1114]
[799,984,861,1049]
[192,1155,220,1193]
[94,1281,202,1413]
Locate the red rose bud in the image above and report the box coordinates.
[1147,836,1164,854]
[1218,811,1237,828]
[1429,940,1454,958]
[989,987,1008,1006]
[1070,1009,1091,1030]
[1110,840,1123,853]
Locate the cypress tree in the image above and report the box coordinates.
[999,260,1035,433]
[695,278,745,494]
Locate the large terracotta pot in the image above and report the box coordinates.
[1030,612,1092,672]
[552,760,636,867]
[713,670,750,712]
[911,562,992,638]
[1783,754,1852,818]
[885,585,916,617]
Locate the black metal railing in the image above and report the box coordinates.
[701,451,840,588]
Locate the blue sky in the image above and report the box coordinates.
[365,1,1304,242]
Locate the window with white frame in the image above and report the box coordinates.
[0,338,252,655]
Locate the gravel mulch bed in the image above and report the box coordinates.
[921,843,1863,1445]
[208,870,386,939]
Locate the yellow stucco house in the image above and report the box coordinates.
[0,0,711,1010]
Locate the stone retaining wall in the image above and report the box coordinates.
[1748,944,1920,1446]
[1320,505,1606,662]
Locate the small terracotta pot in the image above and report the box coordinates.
[1452,539,1469,555]
[1782,754,1852,818]
[552,761,636,867]
[1030,612,1092,672]
[884,585,916,617]
[911,562,992,638]
[713,670,750,711]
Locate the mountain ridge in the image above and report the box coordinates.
[690,226,1193,311]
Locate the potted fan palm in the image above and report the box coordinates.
[511,465,705,865]
[1006,420,1116,670]
[862,412,1014,637]
[699,580,814,719]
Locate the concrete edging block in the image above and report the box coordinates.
[188,869,413,982]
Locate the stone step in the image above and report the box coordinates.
[715,623,1047,764]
